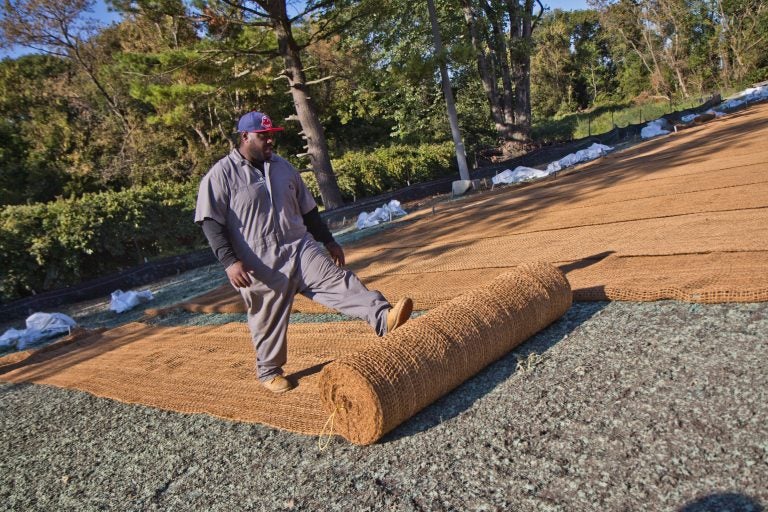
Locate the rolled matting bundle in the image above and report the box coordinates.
[319,262,572,445]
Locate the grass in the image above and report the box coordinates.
[532,95,716,143]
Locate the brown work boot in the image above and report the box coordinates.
[262,375,293,393]
[386,297,413,333]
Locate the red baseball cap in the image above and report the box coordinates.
[237,111,285,133]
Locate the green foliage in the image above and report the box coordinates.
[532,96,711,142]
[301,142,458,202]
[0,55,89,204]
[532,9,620,119]
[744,67,768,85]
[531,11,575,118]
[531,118,577,145]
[0,182,203,302]
[454,74,498,154]
[312,0,474,147]
[614,53,650,99]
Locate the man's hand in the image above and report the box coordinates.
[225,261,253,288]
[325,241,345,267]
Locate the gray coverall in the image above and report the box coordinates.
[195,149,390,381]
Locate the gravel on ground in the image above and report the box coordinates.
[2,122,767,510]
[2,300,766,511]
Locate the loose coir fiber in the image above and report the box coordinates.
[0,264,570,444]
[319,262,572,445]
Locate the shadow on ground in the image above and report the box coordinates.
[679,492,763,512]
[383,301,608,443]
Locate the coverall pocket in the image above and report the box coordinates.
[231,181,268,211]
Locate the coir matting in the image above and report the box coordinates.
[1,264,570,444]
[171,102,768,315]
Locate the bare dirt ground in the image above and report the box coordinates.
[1,104,767,511]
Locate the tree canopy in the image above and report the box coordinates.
[0,0,766,207]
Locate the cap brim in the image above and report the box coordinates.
[247,127,285,133]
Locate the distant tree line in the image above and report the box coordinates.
[0,0,766,208]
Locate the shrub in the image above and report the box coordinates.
[0,142,459,301]
[0,181,203,302]
[302,142,458,203]
[531,118,576,144]
[532,95,717,142]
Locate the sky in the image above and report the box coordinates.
[548,0,589,10]
[2,0,590,59]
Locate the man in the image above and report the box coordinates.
[195,111,412,393]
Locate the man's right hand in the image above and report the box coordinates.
[225,261,253,288]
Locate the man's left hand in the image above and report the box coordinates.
[325,241,345,267]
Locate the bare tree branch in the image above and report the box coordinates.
[217,0,271,19]
[287,0,336,23]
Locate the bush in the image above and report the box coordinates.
[302,142,458,203]
[0,181,203,302]
[0,142,459,301]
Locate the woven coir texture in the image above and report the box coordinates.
[145,284,331,316]
[161,269,496,315]
[319,262,572,445]
[168,102,768,313]
[0,321,378,434]
[569,252,768,302]
[0,264,569,442]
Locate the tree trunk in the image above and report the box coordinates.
[640,23,670,96]
[507,0,532,141]
[427,0,470,181]
[673,65,689,98]
[461,0,515,140]
[511,57,532,140]
[193,126,210,149]
[266,0,344,210]
[486,12,516,129]
[719,36,732,88]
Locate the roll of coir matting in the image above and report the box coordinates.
[318,261,572,444]
[0,263,570,444]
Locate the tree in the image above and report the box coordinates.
[0,0,131,131]
[297,33,395,152]
[330,0,457,145]
[461,0,514,138]
[427,0,470,180]
[596,0,672,97]
[198,0,346,209]
[715,0,768,84]
[460,0,545,143]
[569,9,616,105]
[592,0,762,98]
[530,10,571,117]
[108,0,248,182]
[0,54,106,204]
[101,0,298,185]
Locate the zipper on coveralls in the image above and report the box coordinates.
[263,161,281,245]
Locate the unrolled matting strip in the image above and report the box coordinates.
[1,264,572,444]
[156,105,768,314]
